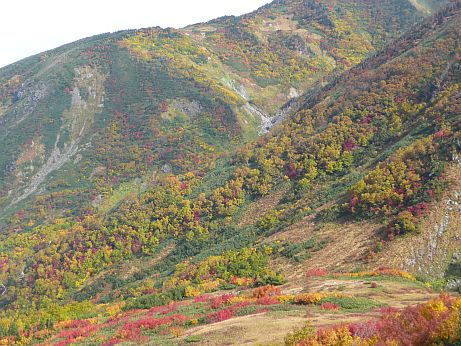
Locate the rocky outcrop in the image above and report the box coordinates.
[0,81,48,132]
[9,66,106,207]
[242,92,298,134]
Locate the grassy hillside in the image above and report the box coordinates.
[0,0,460,345]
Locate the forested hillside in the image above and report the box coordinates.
[0,0,429,228]
[0,0,459,345]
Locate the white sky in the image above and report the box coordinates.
[0,0,270,68]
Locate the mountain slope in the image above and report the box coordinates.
[0,0,435,230]
[0,0,459,345]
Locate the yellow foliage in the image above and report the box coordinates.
[294,292,347,305]
[184,285,202,298]
[299,326,358,346]
[422,299,448,318]
[198,279,223,292]
[106,301,126,316]
[170,326,185,338]
[294,292,327,305]
[277,295,295,304]
[333,268,416,281]
[228,296,254,305]
[453,297,461,310]
[432,308,460,343]
[231,277,254,286]
[12,336,33,346]
[0,320,11,336]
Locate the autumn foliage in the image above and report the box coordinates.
[286,294,461,345]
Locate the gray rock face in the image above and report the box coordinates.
[0,81,48,132]
[446,278,461,290]
[223,79,249,101]
[6,66,105,208]
[233,84,249,101]
[11,132,81,206]
[162,163,172,174]
[172,99,202,118]
[242,95,297,135]
[289,87,299,98]
[242,103,272,134]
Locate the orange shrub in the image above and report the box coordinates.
[256,296,280,305]
[230,277,255,286]
[252,285,281,299]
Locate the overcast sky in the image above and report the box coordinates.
[0,0,270,68]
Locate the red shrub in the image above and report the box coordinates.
[321,302,340,311]
[231,301,251,309]
[159,302,181,315]
[375,305,433,345]
[122,313,187,333]
[55,341,70,346]
[299,295,461,345]
[305,268,329,277]
[377,306,400,315]
[114,326,145,343]
[256,296,280,306]
[207,308,235,323]
[350,196,359,210]
[434,130,447,139]
[349,320,379,338]
[56,322,100,345]
[408,202,430,217]
[360,116,372,124]
[343,139,356,151]
[210,293,235,309]
[194,294,211,303]
[171,314,188,325]
[148,303,171,315]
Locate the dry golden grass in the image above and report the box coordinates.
[267,217,379,286]
[179,275,437,346]
[182,311,307,346]
[237,185,288,227]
